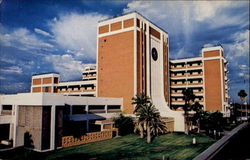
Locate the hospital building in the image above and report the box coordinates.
[0,12,229,151]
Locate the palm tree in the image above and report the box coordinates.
[136,102,162,143]
[132,93,151,113]
[191,101,203,133]
[238,90,248,121]
[132,93,151,138]
[182,88,195,134]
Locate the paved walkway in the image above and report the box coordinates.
[194,122,250,160]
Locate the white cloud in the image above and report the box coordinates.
[0,76,6,80]
[239,72,244,77]
[123,1,248,53]
[49,13,108,61]
[224,30,249,60]
[34,28,53,38]
[0,66,23,74]
[44,54,84,80]
[0,57,16,64]
[240,65,248,69]
[124,1,247,29]
[0,82,29,94]
[203,43,214,48]
[0,28,54,51]
[193,1,232,22]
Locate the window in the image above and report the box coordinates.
[54,77,59,83]
[45,87,49,92]
[107,105,121,110]
[107,105,121,113]
[2,105,12,110]
[89,105,105,113]
[72,105,86,114]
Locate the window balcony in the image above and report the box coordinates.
[187,82,203,86]
[171,91,183,95]
[187,64,202,69]
[187,73,203,77]
[171,99,185,102]
[195,99,204,102]
[171,67,186,71]
[171,74,186,78]
[171,101,185,105]
[171,83,186,86]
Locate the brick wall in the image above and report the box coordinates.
[62,129,117,148]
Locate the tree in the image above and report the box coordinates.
[200,111,212,133]
[191,101,203,133]
[135,102,163,143]
[132,93,151,138]
[113,114,134,136]
[238,90,248,101]
[199,111,225,138]
[182,88,195,134]
[210,111,225,138]
[238,90,248,121]
[132,93,151,113]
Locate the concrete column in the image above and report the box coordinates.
[13,105,19,147]
[0,105,2,115]
[50,105,56,150]
[12,105,15,115]
[86,105,89,114]
[70,105,72,116]
[9,123,14,140]
[105,105,108,114]
[101,124,104,131]
[86,120,89,132]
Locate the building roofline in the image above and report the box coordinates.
[201,45,224,52]
[170,57,202,62]
[32,72,60,76]
[98,11,168,34]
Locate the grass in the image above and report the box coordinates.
[0,133,216,160]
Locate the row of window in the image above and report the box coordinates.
[70,105,121,114]
[171,71,203,76]
[82,73,96,77]
[171,63,202,68]
[171,88,203,93]
[171,81,202,85]
[171,97,203,101]
[171,79,202,82]
[57,86,96,92]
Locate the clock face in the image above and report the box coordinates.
[152,48,158,61]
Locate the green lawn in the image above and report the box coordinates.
[0,133,216,160]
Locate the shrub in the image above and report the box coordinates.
[114,114,134,136]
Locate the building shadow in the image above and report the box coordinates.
[24,132,34,149]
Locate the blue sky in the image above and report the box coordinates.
[0,0,249,102]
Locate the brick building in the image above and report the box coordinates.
[0,12,229,150]
[170,46,229,115]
